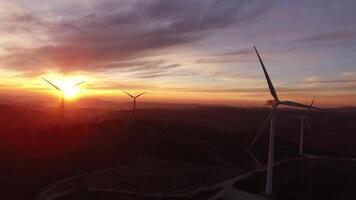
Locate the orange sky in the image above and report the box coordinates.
[0,1,355,108]
[0,70,354,108]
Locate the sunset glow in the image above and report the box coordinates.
[60,84,79,99]
[40,73,89,100]
[0,0,355,107]
[0,2,355,199]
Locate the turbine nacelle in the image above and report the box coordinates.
[299,97,316,120]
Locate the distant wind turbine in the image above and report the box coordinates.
[247,46,320,195]
[122,90,146,158]
[122,90,146,111]
[43,78,85,132]
[298,97,316,156]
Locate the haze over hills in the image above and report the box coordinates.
[1,95,355,112]
[0,101,354,200]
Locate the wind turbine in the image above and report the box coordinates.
[247,46,320,195]
[43,78,85,132]
[122,90,146,112]
[298,97,316,156]
[122,90,146,156]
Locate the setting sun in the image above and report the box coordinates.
[60,83,80,99]
[42,74,87,100]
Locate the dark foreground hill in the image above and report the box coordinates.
[235,157,356,200]
[0,117,254,200]
[0,105,354,199]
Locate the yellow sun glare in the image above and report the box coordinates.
[60,83,79,99]
[42,73,87,100]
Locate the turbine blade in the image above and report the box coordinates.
[281,100,320,110]
[243,147,261,167]
[310,96,316,107]
[135,92,146,98]
[248,109,275,151]
[43,78,61,91]
[122,90,134,98]
[306,120,315,136]
[254,46,279,101]
[73,81,85,87]
[305,97,316,118]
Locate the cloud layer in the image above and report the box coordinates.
[0,0,355,106]
[0,0,270,74]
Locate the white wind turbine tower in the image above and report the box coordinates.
[298,97,316,156]
[247,46,320,195]
[43,78,85,132]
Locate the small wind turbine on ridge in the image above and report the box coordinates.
[122,90,146,159]
[298,97,316,156]
[122,90,146,112]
